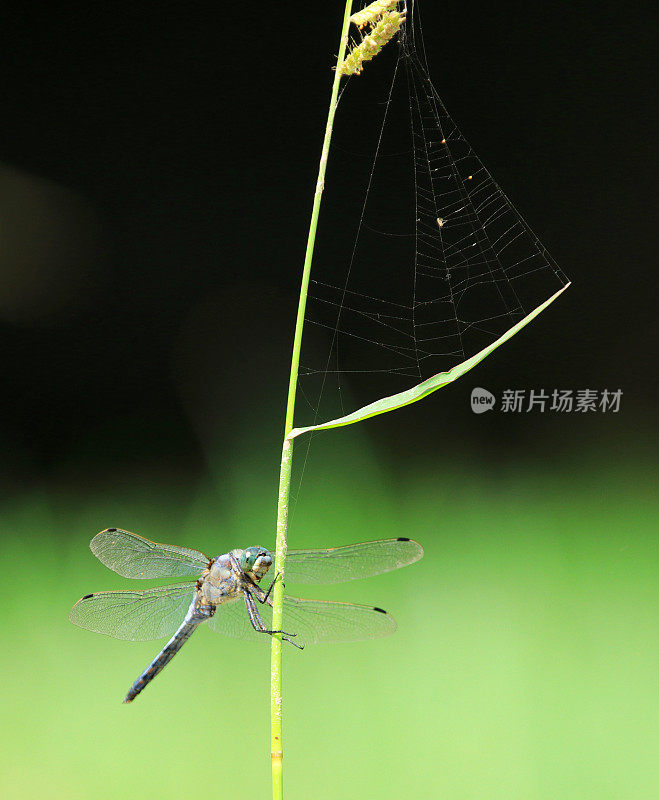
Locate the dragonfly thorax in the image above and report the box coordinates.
[200,548,273,606]
[200,553,238,606]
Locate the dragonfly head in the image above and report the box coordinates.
[239,547,272,582]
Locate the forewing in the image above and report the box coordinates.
[90,528,210,579]
[285,538,424,584]
[69,583,196,641]
[208,594,396,646]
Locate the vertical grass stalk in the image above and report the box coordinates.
[270,2,353,798]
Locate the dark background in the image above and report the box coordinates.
[1,0,656,493]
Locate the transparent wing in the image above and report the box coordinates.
[69,583,196,641]
[285,538,424,584]
[89,528,210,579]
[208,594,396,646]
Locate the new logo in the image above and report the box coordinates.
[470,387,495,414]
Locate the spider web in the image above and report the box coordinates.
[296,1,569,428]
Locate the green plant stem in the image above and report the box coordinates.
[283,2,354,438]
[270,3,353,799]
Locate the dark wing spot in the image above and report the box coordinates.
[106,527,117,532]
[373,607,387,614]
[82,593,94,600]
[397,537,410,542]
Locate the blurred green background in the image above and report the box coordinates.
[1,1,656,798]
[1,432,657,799]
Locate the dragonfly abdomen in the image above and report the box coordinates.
[123,597,214,703]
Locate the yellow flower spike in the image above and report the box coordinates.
[341,10,406,77]
[350,0,400,29]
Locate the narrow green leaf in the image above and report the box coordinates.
[289,282,570,439]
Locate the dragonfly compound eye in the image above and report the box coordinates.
[241,549,261,572]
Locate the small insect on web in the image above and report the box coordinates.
[297,0,569,427]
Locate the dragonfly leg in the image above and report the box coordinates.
[261,571,285,604]
[243,592,303,650]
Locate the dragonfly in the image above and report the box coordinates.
[69,528,423,703]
